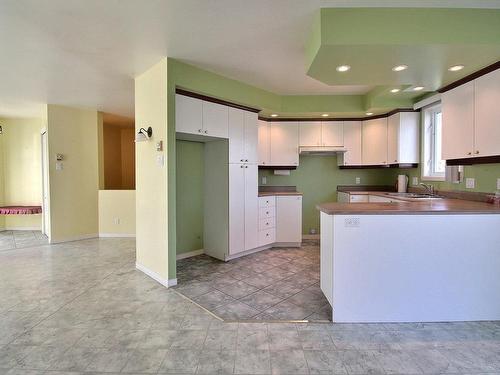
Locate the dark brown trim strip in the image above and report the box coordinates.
[339,163,418,170]
[258,165,298,170]
[175,88,261,113]
[259,108,420,122]
[438,61,500,93]
[446,155,500,166]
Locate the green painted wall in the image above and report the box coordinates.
[259,155,397,235]
[176,140,204,255]
[395,164,500,194]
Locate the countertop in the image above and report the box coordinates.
[317,199,500,215]
[258,191,303,197]
[338,190,428,202]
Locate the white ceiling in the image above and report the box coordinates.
[1,0,499,119]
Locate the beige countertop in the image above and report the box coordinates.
[318,199,500,215]
[258,191,303,197]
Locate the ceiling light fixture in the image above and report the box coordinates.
[413,86,424,91]
[448,65,464,72]
[270,114,278,117]
[390,88,400,93]
[321,114,329,117]
[336,65,351,72]
[392,65,408,72]
[366,112,374,116]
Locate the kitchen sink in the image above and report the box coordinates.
[387,192,444,199]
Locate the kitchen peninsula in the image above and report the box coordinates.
[317,198,500,323]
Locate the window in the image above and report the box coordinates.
[422,104,446,180]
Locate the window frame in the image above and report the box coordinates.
[421,103,446,181]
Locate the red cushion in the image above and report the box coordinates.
[0,206,42,215]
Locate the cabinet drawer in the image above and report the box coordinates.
[259,228,276,247]
[259,206,276,219]
[349,194,369,203]
[259,196,276,208]
[259,217,276,231]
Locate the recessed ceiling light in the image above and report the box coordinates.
[448,65,464,72]
[321,114,329,117]
[366,112,374,116]
[336,65,351,72]
[270,114,278,117]
[413,86,424,91]
[390,88,400,93]
[392,65,408,72]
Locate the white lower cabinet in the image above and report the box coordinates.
[258,196,276,247]
[276,195,302,243]
[229,163,258,255]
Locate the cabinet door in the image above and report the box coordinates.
[321,121,344,146]
[276,195,302,243]
[203,101,228,138]
[299,121,322,146]
[244,164,259,251]
[270,122,299,166]
[387,114,399,164]
[258,120,270,165]
[442,82,474,160]
[342,121,362,165]
[362,118,388,165]
[244,112,258,163]
[474,69,500,157]
[398,112,419,164]
[175,94,203,135]
[229,164,245,255]
[228,108,245,163]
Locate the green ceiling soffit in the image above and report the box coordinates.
[307,8,500,90]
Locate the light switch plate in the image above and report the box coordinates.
[412,177,419,186]
[355,177,361,184]
[466,178,475,189]
[497,178,500,190]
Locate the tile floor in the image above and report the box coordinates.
[175,241,331,321]
[0,237,499,374]
[0,230,48,251]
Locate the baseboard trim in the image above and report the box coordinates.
[303,234,320,240]
[4,226,41,231]
[135,262,170,288]
[49,233,98,244]
[176,249,204,260]
[99,233,136,238]
[168,278,178,287]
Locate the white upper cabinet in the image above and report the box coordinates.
[228,108,245,163]
[258,120,271,165]
[321,121,344,146]
[299,122,322,146]
[176,94,203,135]
[442,82,475,160]
[362,118,388,165]
[387,112,419,164]
[341,121,362,165]
[202,101,228,138]
[270,122,299,166]
[474,69,500,157]
[244,112,258,164]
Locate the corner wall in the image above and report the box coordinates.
[135,58,169,285]
[46,105,99,242]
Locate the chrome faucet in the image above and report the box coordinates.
[419,183,435,195]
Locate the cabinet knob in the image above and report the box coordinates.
[240,165,243,168]
[266,233,269,237]
[394,160,398,163]
[198,129,202,133]
[467,152,472,155]
[204,130,208,134]
[240,159,244,162]
[245,159,248,162]
[266,211,269,214]
[475,151,480,155]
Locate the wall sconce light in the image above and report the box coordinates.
[135,126,153,142]
[0,125,3,134]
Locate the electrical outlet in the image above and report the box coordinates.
[262,176,267,185]
[113,218,120,225]
[355,177,361,184]
[497,178,500,190]
[466,178,475,189]
[412,177,419,186]
[344,217,360,228]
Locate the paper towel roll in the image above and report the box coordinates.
[397,175,408,193]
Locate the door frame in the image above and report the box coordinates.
[40,129,50,238]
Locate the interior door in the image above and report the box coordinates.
[228,163,245,254]
[244,164,259,251]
